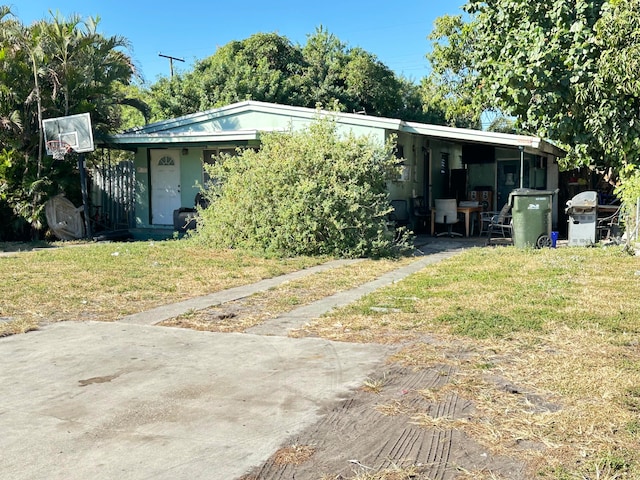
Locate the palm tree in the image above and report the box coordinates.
[0,8,146,239]
[0,7,23,138]
[44,13,141,130]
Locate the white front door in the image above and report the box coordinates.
[150,149,181,225]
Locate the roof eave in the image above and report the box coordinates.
[99,130,262,147]
[401,122,565,157]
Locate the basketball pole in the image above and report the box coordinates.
[78,153,92,239]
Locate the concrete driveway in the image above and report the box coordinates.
[0,321,390,479]
[1,238,477,479]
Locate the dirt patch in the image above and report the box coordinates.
[240,362,533,480]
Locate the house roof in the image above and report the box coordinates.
[103,129,263,147]
[124,101,404,135]
[102,100,565,157]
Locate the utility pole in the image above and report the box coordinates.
[158,53,185,78]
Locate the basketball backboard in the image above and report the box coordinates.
[42,112,94,155]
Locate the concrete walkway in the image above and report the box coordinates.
[0,237,480,480]
[120,237,475,332]
[248,240,469,336]
[119,258,364,326]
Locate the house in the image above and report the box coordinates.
[98,101,564,237]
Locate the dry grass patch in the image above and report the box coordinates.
[297,246,640,478]
[161,257,413,332]
[396,332,640,479]
[0,317,39,337]
[290,312,423,344]
[390,328,640,478]
[0,240,324,331]
[273,444,315,466]
[321,465,423,480]
[454,468,514,480]
[362,373,388,394]
[374,400,406,416]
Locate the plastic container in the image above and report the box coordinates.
[509,189,555,248]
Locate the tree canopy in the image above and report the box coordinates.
[145,28,448,125]
[0,7,140,239]
[428,0,640,175]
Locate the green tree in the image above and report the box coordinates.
[0,7,142,239]
[301,27,428,120]
[429,0,640,174]
[342,47,402,116]
[145,73,201,120]
[198,32,305,109]
[425,14,484,128]
[144,28,446,124]
[299,26,349,109]
[44,13,141,134]
[395,77,447,125]
[147,32,305,119]
[193,116,410,258]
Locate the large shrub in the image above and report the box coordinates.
[614,166,640,243]
[193,117,411,258]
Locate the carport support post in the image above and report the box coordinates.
[78,153,92,239]
[519,145,524,189]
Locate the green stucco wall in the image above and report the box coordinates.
[180,149,203,207]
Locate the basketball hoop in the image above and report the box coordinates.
[46,140,72,160]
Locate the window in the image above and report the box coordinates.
[158,155,175,166]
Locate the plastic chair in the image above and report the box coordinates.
[486,202,513,245]
[434,199,462,237]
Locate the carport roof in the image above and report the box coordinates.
[101,100,565,158]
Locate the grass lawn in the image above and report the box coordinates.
[2,239,640,478]
[0,239,326,335]
[294,245,640,479]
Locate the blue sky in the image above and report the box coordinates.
[11,0,467,85]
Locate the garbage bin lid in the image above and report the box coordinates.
[509,188,558,206]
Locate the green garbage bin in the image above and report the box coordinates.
[509,189,556,248]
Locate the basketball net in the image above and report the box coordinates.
[46,140,72,160]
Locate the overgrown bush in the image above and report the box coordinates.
[615,165,640,241]
[192,117,412,258]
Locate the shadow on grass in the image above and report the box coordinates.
[0,241,54,253]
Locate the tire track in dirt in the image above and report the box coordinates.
[240,364,527,480]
